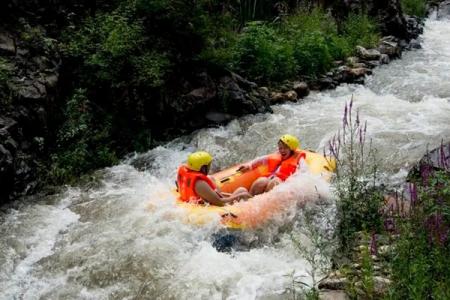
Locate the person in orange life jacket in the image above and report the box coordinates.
[177,151,252,206]
[238,134,305,195]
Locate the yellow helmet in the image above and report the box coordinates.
[279,134,300,151]
[187,151,213,171]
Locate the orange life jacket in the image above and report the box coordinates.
[274,150,306,181]
[248,153,282,177]
[177,165,217,203]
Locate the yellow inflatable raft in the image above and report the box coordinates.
[176,150,335,229]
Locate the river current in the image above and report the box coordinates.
[1,13,450,300]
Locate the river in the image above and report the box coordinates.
[1,13,450,300]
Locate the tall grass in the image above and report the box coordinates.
[328,97,384,254]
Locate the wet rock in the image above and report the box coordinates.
[185,87,217,104]
[405,16,424,39]
[293,81,309,98]
[13,78,47,100]
[346,56,359,67]
[352,62,367,69]
[380,54,390,64]
[350,67,371,77]
[0,32,16,55]
[334,66,370,84]
[379,36,402,58]
[319,290,349,300]
[409,39,422,49]
[366,60,381,68]
[373,276,391,295]
[318,277,349,290]
[270,90,298,103]
[257,86,270,98]
[205,111,235,124]
[313,77,336,90]
[284,90,297,101]
[43,73,58,88]
[408,142,450,182]
[356,46,381,61]
[270,91,290,103]
[0,144,14,203]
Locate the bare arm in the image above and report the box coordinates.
[195,181,252,206]
[195,181,229,206]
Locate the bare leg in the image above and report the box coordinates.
[231,187,252,201]
[266,177,282,192]
[249,177,269,195]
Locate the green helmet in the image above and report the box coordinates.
[187,151,213,171]
[279,134,300,151]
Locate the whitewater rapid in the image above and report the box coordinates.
[1,14,450,300]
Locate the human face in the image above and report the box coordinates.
[278,141,292,160]
[201,162,212,175]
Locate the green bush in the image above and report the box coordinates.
[292,32,333,76]
[342,13,380,50]
[132,51,171,87]
[401,0,427,17]
[63,10,144,84]
[233,22,297,82]
[50,89,117,184]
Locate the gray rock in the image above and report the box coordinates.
[0,32,16,55]
[43,73,58,88]
[356,46,381,61]
[318,277,349,290]
[319,290,349,300]
[373,276,391,294]
[379,40,402,58]
[346,56,359,66]
[379,54,390,64]
[293,81,309,98]
[409,39,422,49]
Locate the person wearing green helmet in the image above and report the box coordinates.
[177,151,252,206]
[239,134,306,195]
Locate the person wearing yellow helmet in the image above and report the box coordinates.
[240,134,306,195]
[177,151,252,206]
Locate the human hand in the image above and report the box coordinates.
[237,164,250,172]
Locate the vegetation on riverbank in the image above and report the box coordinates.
[313,101,450,298]
[0,0,431,199]
[49,1,381,184]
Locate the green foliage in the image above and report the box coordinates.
[389,169,450,299]
[50,89,118,184]
[329,99,384,254]
[359,239,375,297]
[132,51,171,87]
[63,9,145,84]
[227,8,380,81]
[284,8,346,75]
[292,32,333,76]
[233,22,297,82]
[342,13,380,50]
[401,0,427,17]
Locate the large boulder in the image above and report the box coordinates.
[405,142,450,192]
[325,0,410,39]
